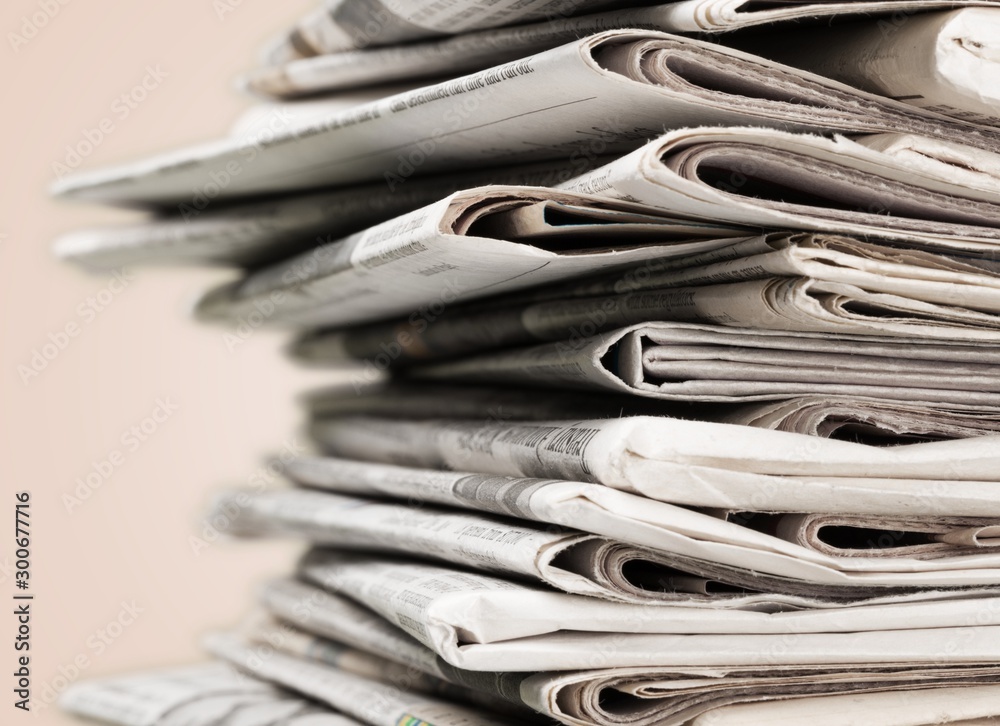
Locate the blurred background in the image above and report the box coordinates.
[0,2,336,723]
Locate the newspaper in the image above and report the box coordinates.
[261,0,1000,61]
[304,383,670,421]
[412,321,1000,407]
[309,378,1000,441]
[195,174,1000,331]
[59,663,361,726]
[289,229,1000,368]
[296,550,1000,671]
[250,5,1000,102]
[530,232,1000,315]
[300,273,1000,355]
[214,486,785,604]
[280,455,1000,588]
[735,8,1000,125]
[257,581,1000,726]
[563,127,1000,246]
[302,381,1000,441]
[261,0,618,61]
[211,485,1000,600]
[52,30,1000,204]
[205,633,520,726]
[247,4,680,96]
[53,160,609,270]
[193,186,745,328]
[309,415,1000,515]
[769,513,1000,560]
[719,396,1000,440]
[242,609,542,720]
[686,687,1000,726]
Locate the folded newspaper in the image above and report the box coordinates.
[247,5,739,98]
[302,382,1000,440]
[238,611,539,719]
[195,148,1000,329]
[562,127,1000,245]
[52,30,1000,204]
[252,579,1000,726]
[193,186,744,328]
[735,8,1000,125]
[261,0,1000,60]
[260,0,620,61]
[718,396,1000,440]
[290,228,1000,368]
[251,5,1000,107]
[411,320,1000,406]
[53,159,603,269]
[211,485,1000,602]
[59,663,363,726]
[294,550,1000,671]
[280,455,1000,584]
[309,414,1000,515]
[205,633,519,726]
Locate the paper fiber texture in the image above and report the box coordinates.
[413,320,1000,408]
[52,31,1000,204]
[298,551,1000,672]
[310,415,1000,515]
[59,663,361,726]
[193,186,744,328]
[53,158,604,269]
[282,455,1000,589]
[737,8,1000,125]
[206,634,520,726]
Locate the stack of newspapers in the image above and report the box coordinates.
[55,1,1000,725]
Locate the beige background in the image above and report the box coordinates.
[0,2,339,722]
